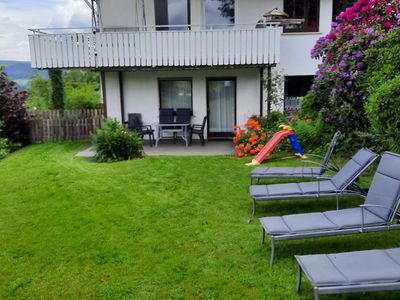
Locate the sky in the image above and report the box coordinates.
[0,0,92,61]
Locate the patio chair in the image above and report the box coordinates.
[159,108,175,124]
[296,248,400,300]
[250,148,378,216]
[190,116,207,145]
[175,108,191,124]
[249,131,340,184]
[259,151,400,266]
[126,113,155,146]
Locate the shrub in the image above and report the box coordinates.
[309,0,400,134]
[92,119,143,162]
[365,75,400,153]
[0,120,20,160]
[263,111,289,130]
[0,72,29,144]
[233,114,290,157]
[0,137,10,160]
[292,118,321,152]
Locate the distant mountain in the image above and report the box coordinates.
[0,60,48,90]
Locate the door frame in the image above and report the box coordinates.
[206,77,237,138]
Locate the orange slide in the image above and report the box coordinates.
[246,129,293,166]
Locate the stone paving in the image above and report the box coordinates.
[76,140,234,157]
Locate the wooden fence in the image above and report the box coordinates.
[29,109,104,143]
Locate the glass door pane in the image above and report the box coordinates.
[207,79,236,135]
[155,0,189,30]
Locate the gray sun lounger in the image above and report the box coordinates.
[296,248,400,300]
[250,148,378,216]
[250,131,341,184]
[259,151,400,266]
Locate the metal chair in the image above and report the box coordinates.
[159,108,174,124]
[126,113,155,146]
[190,116,207,145]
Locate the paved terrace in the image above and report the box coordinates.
[76,140,234,157]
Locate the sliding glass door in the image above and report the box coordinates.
[207,79,236,137]
[155,0,190,30]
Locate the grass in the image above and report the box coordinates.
[0,143,399,299]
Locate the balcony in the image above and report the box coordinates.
[28,25,282,69]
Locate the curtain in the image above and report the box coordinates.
[208,80,235,133]
[160,80,192,109]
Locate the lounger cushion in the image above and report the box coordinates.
[296,248,400,287]
[250,166,324,177]
[331,148,377,189]
[365,152,400,220]
[324,207,385,229]
[260,208,386,235]
[250,180,337,199]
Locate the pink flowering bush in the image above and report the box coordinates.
[305,0,400,133]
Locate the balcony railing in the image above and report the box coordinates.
[28,25,282,69]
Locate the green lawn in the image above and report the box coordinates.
[0,143,399,299]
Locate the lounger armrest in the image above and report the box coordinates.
[360,204,394,231]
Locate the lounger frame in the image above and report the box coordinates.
[251,149,377,216]
[249,131,341,184]
[261,198,400,266]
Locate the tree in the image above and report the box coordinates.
[26,76,51,110]
[0,72,29,144]
[49,70,64,110]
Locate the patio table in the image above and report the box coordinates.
[155,123,191,147]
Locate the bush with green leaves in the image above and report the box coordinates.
[92,119,143,162]
[0,120,18,160]
[365,75,400,153]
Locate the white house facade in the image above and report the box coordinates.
[28,0,353,138]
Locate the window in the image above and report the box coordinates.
[332,0,356,21]
[284,76,314,110]
[283,0,320,32]
[204,0,234,28]
[159,79,192,110]
[154,0,190,30]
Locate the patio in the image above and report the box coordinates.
[76,140,234,157]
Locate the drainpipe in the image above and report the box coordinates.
[266,66,272,114]
[260,67,264,116]
[119,72,125,123]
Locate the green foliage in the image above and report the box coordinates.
[49,70,64,110]
[93,118,143,162]
[293,120,321,151]
[363,30,400,95]
[27,70,101,110]
[263,111,288,130]
[298,91,322,119]
[64,71,101,109]
[26,76,51,110]
[365,75,400,153]
[0,121,10,159]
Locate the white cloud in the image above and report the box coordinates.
[0,0,91,61]
[49,0,91,28]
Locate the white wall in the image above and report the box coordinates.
[236,0,282,25]
[104,72,122,122]
[104,68,261,135]
[278,0,333,76]
[99,0,138,28]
